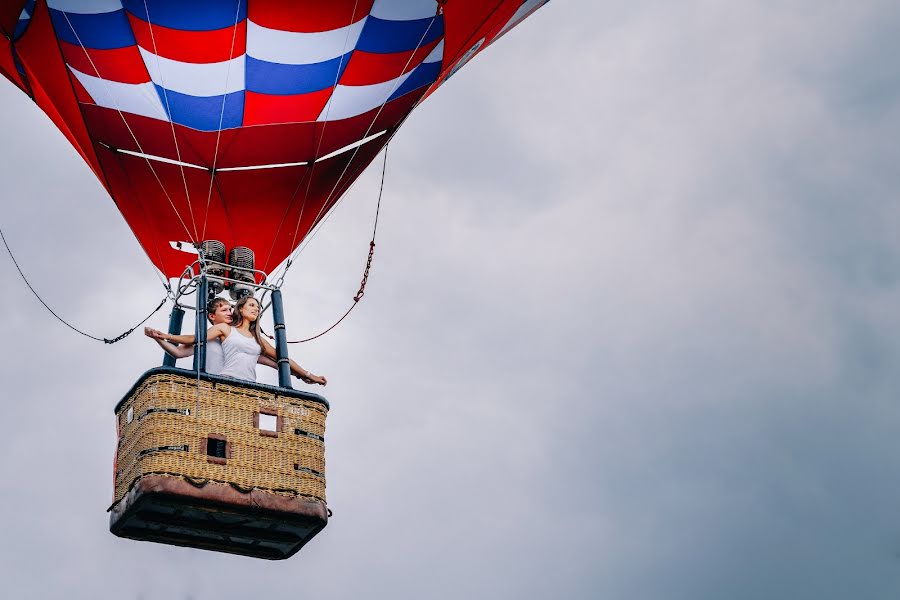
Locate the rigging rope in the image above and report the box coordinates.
[264,8,436,280]
[0,225,169,344]
[200,0,246,244]
[141,0,201,243]
[58,10,198,278]
[266,142,389,344]
[260,0,363,272]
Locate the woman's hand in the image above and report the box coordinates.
[298,372,327,386]
[144,327,167,340]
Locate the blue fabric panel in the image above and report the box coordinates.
[14,0,36,40]
[389,60,442,100]
[14,19,28,39]
[245,54,351,95]
[12,48,26,77]
[49,8,136,49]
[122,0,246,31]
[156,86,245,131]
[356,16,444,54]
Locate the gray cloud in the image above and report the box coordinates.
[2,1,900,598]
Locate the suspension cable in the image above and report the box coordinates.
[264,143,389,344]
[200,0,246,244]
[0,225,168,344]
[260,0,363,272]
[141,0,200,243]
[263,8,436,276]
[58,11,197,249]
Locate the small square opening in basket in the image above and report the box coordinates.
[207,437,227,459]
[259,413,278,432]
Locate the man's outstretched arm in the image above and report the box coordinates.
[145,328,195,359]
[146,327,197,346]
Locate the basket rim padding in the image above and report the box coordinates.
[114,366,330,413]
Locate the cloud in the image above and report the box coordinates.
[2,1,900,598]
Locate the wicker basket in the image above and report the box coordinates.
[109,367,330,559]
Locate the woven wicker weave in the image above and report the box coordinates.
[113,369,329,506]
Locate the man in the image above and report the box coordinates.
[145,298,324,385]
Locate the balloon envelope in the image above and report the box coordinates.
[0,0,548,277]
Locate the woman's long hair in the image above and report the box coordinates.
[230,295,265,352]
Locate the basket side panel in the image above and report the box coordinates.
[114,373,327,504]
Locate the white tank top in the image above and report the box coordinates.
[205,339,224,375]
[220,327,260,381]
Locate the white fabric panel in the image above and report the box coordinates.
[246,19,366,66]
[47,0,123,14]
[370,0,437,21]
[139,48,245,97]
[424,39,444,63]
[69,66,169,121]
[318,71,413,121]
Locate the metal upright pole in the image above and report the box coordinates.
[162,307,185,367]
[193,275,209,373]
[271,289,293,389]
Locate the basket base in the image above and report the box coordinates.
[109,475,328,560]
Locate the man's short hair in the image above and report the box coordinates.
[206,297,231,316]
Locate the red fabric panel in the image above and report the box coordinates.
[81,104,184,160]
[441,1,520,71]
[340,39,441,86]
[0,1,28,40]
[0,62,25,91]
[13,1,105,188]
[214,95,416,167]
[29,75,96,169]
[59,41,150,84]
[97,145,236,277]
[217,137,386,273]
[482,2,547,47]
[216,120,317,167]
[214,165,312,274]
[249,0,373,32]
[82,105,334,169]
[1,0,546,279]
[306,135,384,226]
[243,88,332,126]
[280,137,385,265]
[94,148,172,273]
[0,40,27,93]
[80,104,245,168]
[97,137,384,276]
[310,89,424,159]
[127,13,246,63]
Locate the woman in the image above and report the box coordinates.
[206,296,327,385]
[144,297,280,376]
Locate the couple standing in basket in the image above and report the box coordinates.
[145,296,327,386]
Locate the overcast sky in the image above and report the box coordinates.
[3,1,900,599]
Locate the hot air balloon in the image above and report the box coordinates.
[0,0,549,559]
